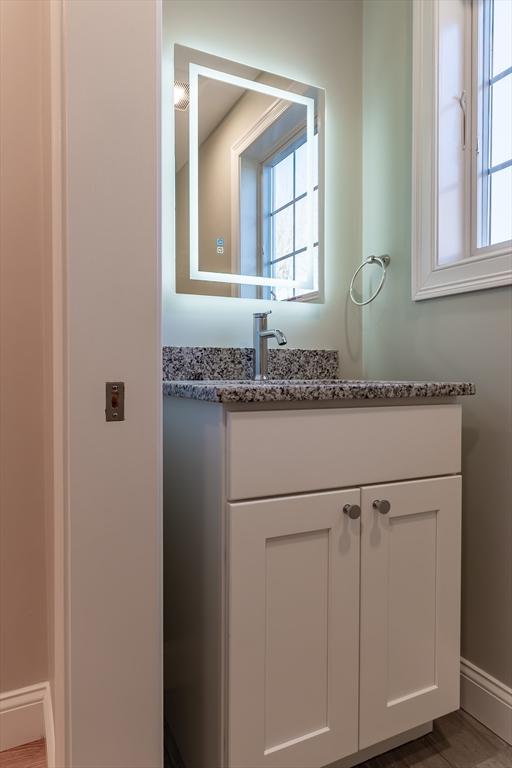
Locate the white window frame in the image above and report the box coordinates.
[412,0,512,300]
[473,0,512,250]
[261,128,320,302]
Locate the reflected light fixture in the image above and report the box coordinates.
[174,81,190,111]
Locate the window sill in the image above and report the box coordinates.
[412,243,512,301]
[285,290,320,303]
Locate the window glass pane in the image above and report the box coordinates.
[272,154,293,210]
[490,165,512,244]
[273,285,294,301]
[272,205,293,258]
[296,193,319,250]
[272,255,293,281]
[295,141,307,198]
[295,196,307,251]
[437,0,467,259]
[295,247,312,288]
[266,129,320,298]
[313,188,319,243]
[295,135,319,198]
[492,0,512,76]
[313,132,319,188]
[491,75,512,167]
[294,245,318,296]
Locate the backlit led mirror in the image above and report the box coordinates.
[174,45,324,301]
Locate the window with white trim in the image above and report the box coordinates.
[412,0,512,299]
[476,0,512,247]
[262,131,319,301]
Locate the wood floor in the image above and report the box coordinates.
[360,710,512,768]
[0,740,46,768]
[0,711,509,768]
[163,709,511,768]
[162,710,511,767]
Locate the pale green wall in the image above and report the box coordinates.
[362,0,512,686]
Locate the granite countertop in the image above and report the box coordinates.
[161,346,475,404]
[162,345,339,381]
[163,378,476,403]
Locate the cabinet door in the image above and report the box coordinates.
[359,476,462,749]
[228,489,360,768]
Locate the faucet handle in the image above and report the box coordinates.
[253,310,272,318]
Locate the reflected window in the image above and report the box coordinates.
[263,132,319,301]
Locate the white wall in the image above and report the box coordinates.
[163,0,363,373]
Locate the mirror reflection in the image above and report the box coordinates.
[174,45,324,300]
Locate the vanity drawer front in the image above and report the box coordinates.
[226,405,461,500]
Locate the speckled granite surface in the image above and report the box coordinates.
[162,346,339,381]
[163,378,476,403]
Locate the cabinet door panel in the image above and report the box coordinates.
[359,477,462,749]
[228,490,360,768]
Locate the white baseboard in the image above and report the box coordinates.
[461,658,512,745]
[0,682,55,765]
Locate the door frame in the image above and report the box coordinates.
[49,1,163,764]
[49,1,66,762]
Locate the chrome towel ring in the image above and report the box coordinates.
[349,254,390,306]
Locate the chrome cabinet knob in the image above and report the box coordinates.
[373,499,391,514]
[343,504,361,520]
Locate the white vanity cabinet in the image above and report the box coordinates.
[359,477,461,749]
[229,489,361,768]
[163,399,463,768]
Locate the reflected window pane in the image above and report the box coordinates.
[490,166,512,244]
[295,196,307,251]
[313,188,319,243]
[266,127,320,299]
[294,135,318,198]
[272,205,293,258]
[294,245,318,297]
[272,255,295,301]
[491,76,512,167]
[272,256,293,282]
[493,0,512,76]
[313,132,319,188]
[273,285,294,301]
[295,248,312,287]
[295,141,307,198]
[273,154,293,210]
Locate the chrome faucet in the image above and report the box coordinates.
[253,311,287,380]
